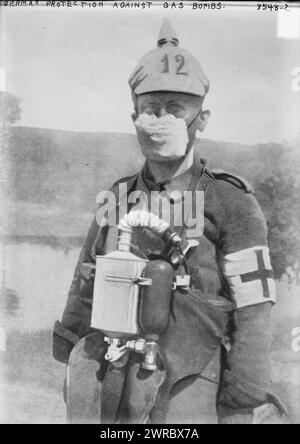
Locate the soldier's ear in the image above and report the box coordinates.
[131,112,138,122]
[197,109,210,132]
[131,94,139,122]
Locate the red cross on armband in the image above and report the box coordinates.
[240,250,274,299]
[222,246,276,309]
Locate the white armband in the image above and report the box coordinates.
[223,246,276,309]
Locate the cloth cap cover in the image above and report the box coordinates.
[129,19,209,98]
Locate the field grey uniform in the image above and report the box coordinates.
[53,20,286,424]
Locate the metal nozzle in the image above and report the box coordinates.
[162,228,182,247]
[117,229,132,252]
[104,337,159,371]
[141,341,159,371]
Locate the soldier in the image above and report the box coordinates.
[53,19,286,424]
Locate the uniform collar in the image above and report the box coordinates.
[140,146,195,191]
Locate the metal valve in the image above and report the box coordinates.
[104,337,159,371]
[141,341,159,371]
[104,338,128,362]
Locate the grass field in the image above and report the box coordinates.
[0,330,66,424]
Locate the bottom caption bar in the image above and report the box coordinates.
[98,426,202,440]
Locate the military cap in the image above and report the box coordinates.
[128,19,209,98]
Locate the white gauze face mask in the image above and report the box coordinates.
[134,113,189,162]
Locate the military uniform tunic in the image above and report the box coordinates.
[53,148,285,423]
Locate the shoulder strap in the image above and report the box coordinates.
[211,168,254,194]
[115,173,139,204]
[188,157,214,194]
[94,173,139,255]
[178,158,214,238]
